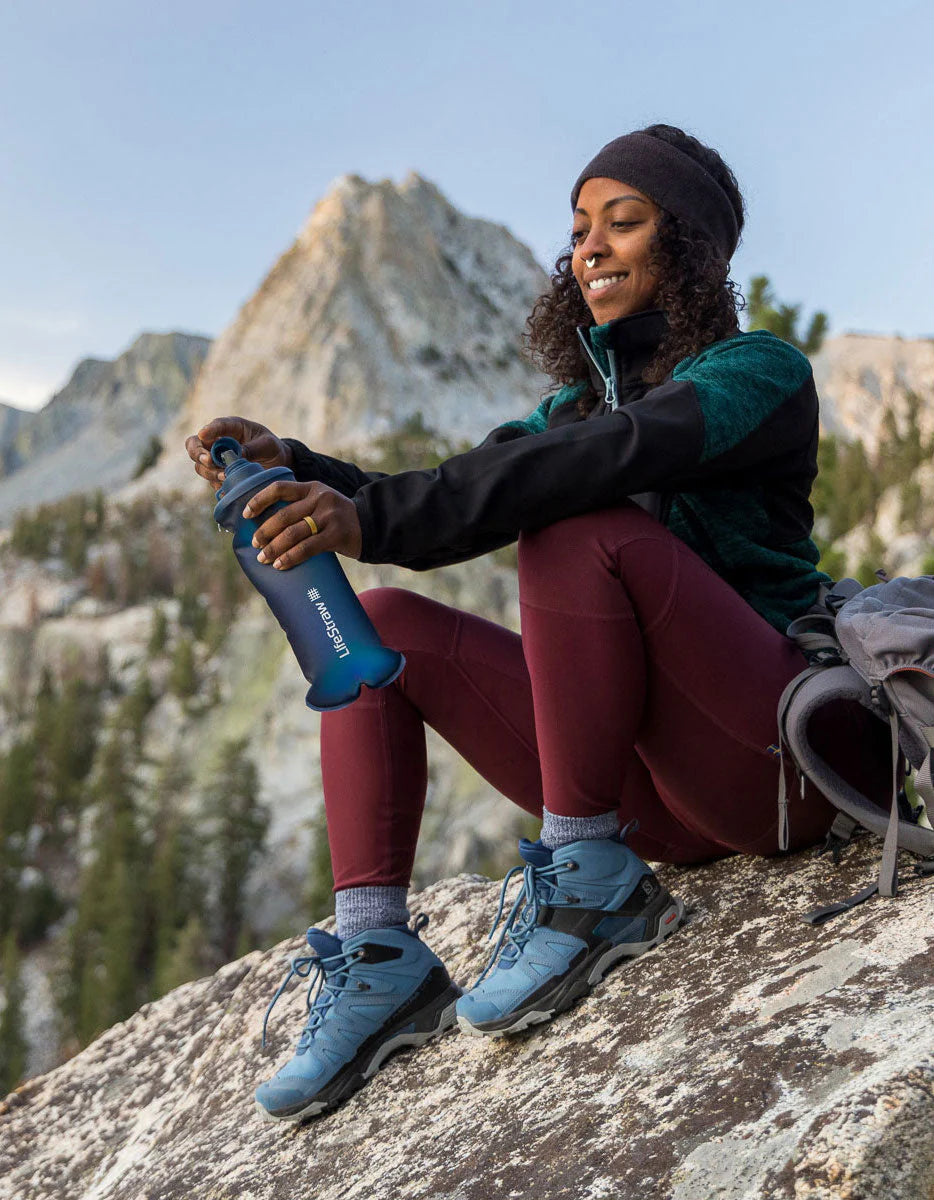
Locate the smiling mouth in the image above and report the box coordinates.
[588,273,628,292]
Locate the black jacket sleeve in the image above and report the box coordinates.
[282,437,390,497]
[350,355,819,573]
[351,379,710,570]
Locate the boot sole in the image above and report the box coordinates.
[256,982,462,1125]
[457,896,685,1039]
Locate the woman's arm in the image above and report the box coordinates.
[282,438,391,496]
[350,333,816,570]
[282,388,566,498]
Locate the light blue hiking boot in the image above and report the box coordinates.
[456,825,684,1038]
[255,914,461,1123]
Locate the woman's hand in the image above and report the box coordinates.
[184,416,295,490]
[246,480,363,566]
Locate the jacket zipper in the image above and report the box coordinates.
[575,325,672,523]
[576,327,619,411]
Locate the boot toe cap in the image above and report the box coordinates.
[254,1077,324,1117]
[456,988,514,1025]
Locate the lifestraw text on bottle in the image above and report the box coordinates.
[208,436,405,711]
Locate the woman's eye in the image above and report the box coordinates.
[612,221,638,229]
[571,231,586,242]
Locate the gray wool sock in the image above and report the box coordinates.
[334,885,411,941]
[540,807,618,850]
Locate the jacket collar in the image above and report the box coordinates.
[578,308,669,396]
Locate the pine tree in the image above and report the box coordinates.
[169,637,198,698]
[745,275,828,356]
[146,757,210,998]
[203,739,269,961]
[177,523,209,641]
[0,933,28,1095]
[0,740,37,843]
[204,534,248,654]
[148,606,169,656]
[95,857,139,1027]
[65,728,147,1046]
[92,488,106,534]
[145,528,174,598]
[154,914,213,995]
[0,744,31,943]
[177,591,208,641]
[62,499,90,575]
[10,506,53,559]
[116,671,156,754]
[133,434,163,479]
[42,676,102,818]
[305,804,334,924]
[30,668,59,824]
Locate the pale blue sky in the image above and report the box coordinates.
[2,0,931,409]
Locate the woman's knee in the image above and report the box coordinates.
[357,586,457,656]
[518,502,664,567]
[357,586,420,637]
[517,503,676,611]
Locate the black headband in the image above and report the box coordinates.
[570,132,740,261]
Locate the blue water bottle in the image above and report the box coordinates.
[210,436,405,712]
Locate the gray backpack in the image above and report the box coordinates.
[777,574,934,923]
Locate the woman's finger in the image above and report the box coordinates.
[186,437,211,468]
[245,480,313,523]
[197,416,252,447]
[255,518,320,568]
[252,494,318,549]
[241,431,282,464]
[185,432,225,480]
[258,494,361,567]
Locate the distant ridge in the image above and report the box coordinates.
[0,332,211,525]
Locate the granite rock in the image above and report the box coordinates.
[2,835,933,1200]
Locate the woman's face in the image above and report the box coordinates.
[571,177,662,323]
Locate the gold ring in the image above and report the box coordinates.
[303,515,318,535]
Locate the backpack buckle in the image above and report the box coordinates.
[817,812,858,864]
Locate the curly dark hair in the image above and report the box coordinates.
[523,124,747,416]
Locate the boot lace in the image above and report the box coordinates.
[261,945,365,1051]
[475,859,579,986]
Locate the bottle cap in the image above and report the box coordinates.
[209,437,294,531]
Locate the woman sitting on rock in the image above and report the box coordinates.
[187,123,855,1125]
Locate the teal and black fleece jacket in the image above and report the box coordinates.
[284,308,830,634]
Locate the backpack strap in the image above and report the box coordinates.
[802,882,881,926]
[817,812,859,863]
[803,718,903,924]
[776,664,830,850]
[912,740,934,826]
[780,666,934,855]
[879,711,903,898]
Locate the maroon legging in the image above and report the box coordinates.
[321,502,889,891]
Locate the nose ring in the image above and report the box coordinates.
[585,256,597,268]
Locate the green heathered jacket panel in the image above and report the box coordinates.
[671,330,814,463]
[666,489,828,632]
[487,382,587,440]
[491,393,553,438]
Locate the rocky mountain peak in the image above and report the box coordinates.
[154,171,550,492]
